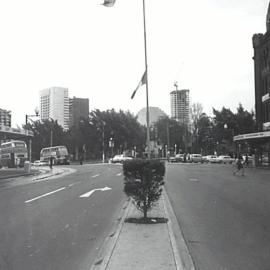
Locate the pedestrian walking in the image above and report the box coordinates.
[233,154,244,176]
[245,153,249,166]
[49,156,53,170]
[80,155,83,165]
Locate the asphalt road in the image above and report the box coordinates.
[165,163,270,270]
[0,164,126,270]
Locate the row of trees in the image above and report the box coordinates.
[152,103,256,156]
[25,109,146,161]
[25,104,256,161]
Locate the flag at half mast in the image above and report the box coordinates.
[131,70,147,99]
[102,0,116,7]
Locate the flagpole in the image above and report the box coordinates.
[142,0,151,159]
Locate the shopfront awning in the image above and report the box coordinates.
[234,131,270,142]
[0,125,33,140]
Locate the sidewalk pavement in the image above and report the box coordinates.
[90,188,195,270]
[0,166,76,187]
[0,167,39,180]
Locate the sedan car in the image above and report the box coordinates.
[110,154,133,164]
[169,154,184,163]
[190,154,202,163]
[33,160,48,166]
[203,155,219,163]
[217,155,234,164]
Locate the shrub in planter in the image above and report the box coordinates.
[123,159,165,220]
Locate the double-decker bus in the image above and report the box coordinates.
[40,145,70,165]
[0,140,28,168]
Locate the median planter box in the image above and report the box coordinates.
[123,159,165,221]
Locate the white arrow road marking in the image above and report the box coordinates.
[79,186,112,198]
[92,174,100,178]
[25,187,66,203]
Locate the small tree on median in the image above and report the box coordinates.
[123,159,165,220]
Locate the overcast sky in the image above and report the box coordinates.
[0,0,269,127]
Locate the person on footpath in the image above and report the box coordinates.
[49,156,53,170]
[244,153,249,166]
[80,155,83,165]
[233,154,244,176]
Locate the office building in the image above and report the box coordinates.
[69,97,89,128]
[40,87,69,130]
[253,6,270,132]
[234,3,270,166]
[0,108,11,127]
[170,84,190,125]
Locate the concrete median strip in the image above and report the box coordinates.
[90,188,195,270]
[163,188,196,270]
[90,198,133,270]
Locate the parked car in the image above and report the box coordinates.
[190,154,202,163]
[169,154,184,163]
[33,160,48,166]
[204,155,219,163]
[217,155,234,164]
[110,154,133,164]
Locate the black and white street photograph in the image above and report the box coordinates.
[1,0,270,269]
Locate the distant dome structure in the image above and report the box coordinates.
[137,107,167,126]
[267,1,270,32]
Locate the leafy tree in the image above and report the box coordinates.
[211,104,256,155]
[197,113,214,155]
[154,116,189,153]
[24,119,68,161]
[88,109,146,159]
[123,159,165,220]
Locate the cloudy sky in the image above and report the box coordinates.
[0,0,269,127]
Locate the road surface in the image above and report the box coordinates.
[0,164,126,270]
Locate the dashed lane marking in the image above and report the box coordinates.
[25,187,66,203]
[92,174,100,178]
[189,178,199,182]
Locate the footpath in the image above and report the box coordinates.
[90,187,195,270]
[0,166,76,187]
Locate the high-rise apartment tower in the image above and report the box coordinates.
[40,87,69,130]
[0,108,11,127]
[69,97,89,128]
[170,83,190,125]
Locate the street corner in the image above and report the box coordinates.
[31,167,77,182]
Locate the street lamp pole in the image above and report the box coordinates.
[25,107,40,162]
[102,121,105,163]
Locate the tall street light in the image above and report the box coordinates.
[25,107,40,162]
[103,0,151,158]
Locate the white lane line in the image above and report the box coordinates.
[189,178,199,182]
[92,174,100,178]
[25,187,66,203]
[116,173,122,176]
[68,182,81,187]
